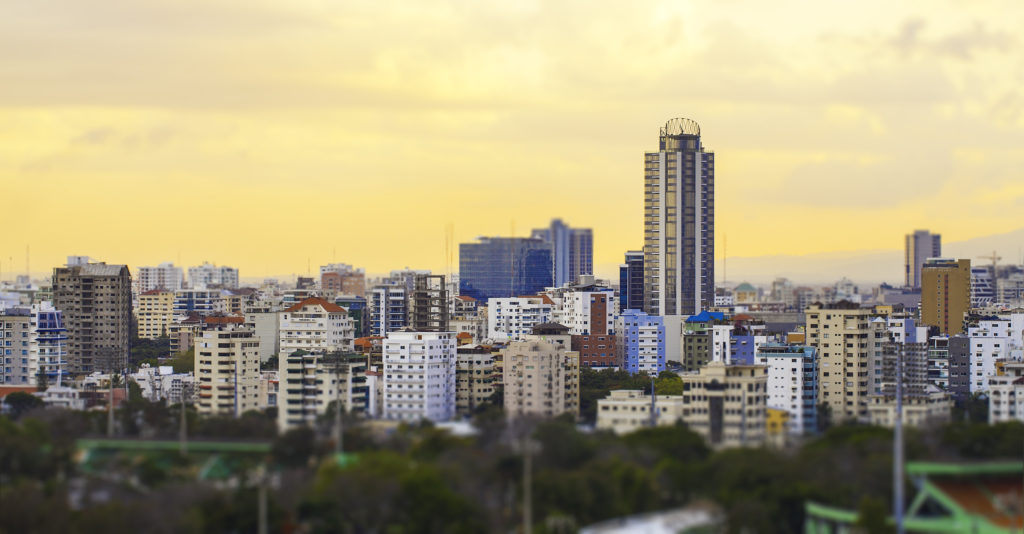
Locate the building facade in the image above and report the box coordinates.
[193,317,260,416]
[381,331,457,422]
[502,340,580,420]
[137,290,175,339]
[459,237,553,302]
[905,230,941,289]
[755,345,818,435]
[188,262,239,289]
[920,258,971,335]
[530,219,594,287]
[596,390,685,434]
[619,250,645,312]
[679,362,766,448]
[278,297,355,357]
[53,262,132,374]
[805,303,883,423]
[455,345,496,416]
[277,351,367,432]
[615,310,665,374]
[643,118,715,316]
[487,296,553,342]
[137,262,184,293]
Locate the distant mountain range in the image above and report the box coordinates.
[595,227,1024,287]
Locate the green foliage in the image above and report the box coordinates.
[4,391,44,419]
[855,495,893,534]
[130,336,170,366]
[261,355,278,371]
[169,348,195,374]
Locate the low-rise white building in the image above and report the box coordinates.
[130,363,195,404]
[596,390,685,434]
[382,331,456,422]
[487,296,553,342]
[279,297,354,356]
[988,362,1024,424]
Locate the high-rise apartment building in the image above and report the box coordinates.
[455,345,496,416]
[487,295,553,342]
[755,345,818,435]
[619,250,644,312]
[137,290,175,339]
[804,303,885,423]
[920,258,971,335]
[459,237,553,302]
[53,262,132,374]
[616,310,666,374]
[193,316,260,416]
[137,262,185,292]
[905,230,941,289]
[643,118,715,316]
[369,285,407,337]
[0,304,69,387]
[188,262,239,289]
[381,331,457,422]
[502,340,580,420]
[531,219,594,287]
[277,351,367,432]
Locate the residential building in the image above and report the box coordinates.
[596,390,685,434]
[502,340,580,419]
[136,290,174,339]
[905,230,941,289]
[525,322,572,349]
[173,289,223,316]
[369,285,407,337]
[971,266,996,308]
[969,319,1016,393]
[487,295,553,342]
[30,303,69,387]
[988,362,1024,423]
[188,262,239,289]
[245,311,280,363]
[193,317,260,416]
[130,363,195,404]
[381,331,457,422]
[320,263,366,297]
[679,362,767,448]
[335,295,369,337]
[0,308,32,385]
[278,297,355,357]
[455,345,496,416]
[867,389,953,428]
[866,341,952,428]
[619,250,645,312]
[804,302,884,423]
[531,218,594,287]
[920,258,971,335]
[616,310,665,374]
[755,345,818,435]
[458,237,553,302]
[168,314,203,356]
[277,351,368,432]
[137,262,184,293]
[53,262,132,374]
[643,118,715,316]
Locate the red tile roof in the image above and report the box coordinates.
[204,315,245,324]
[283,297,346,313]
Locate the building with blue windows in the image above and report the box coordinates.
[531,219,593,287]
[369,285,407,337]
[459,237,553,302]
[619,250,644,312]
[615,310,666,375]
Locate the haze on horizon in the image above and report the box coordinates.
[3,0,1023,281]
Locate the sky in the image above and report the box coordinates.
[3,0,1023,282]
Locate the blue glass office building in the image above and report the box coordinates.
[459,237,553,302]
[619,250,644,312]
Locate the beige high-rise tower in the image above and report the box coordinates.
[921,258,971,335]
[53,261,132,374]
[805,303,886,423]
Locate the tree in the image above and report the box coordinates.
[169,348,194,374]
[4,392,44,419]
[855,495,892,534]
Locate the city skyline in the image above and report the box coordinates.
[3,1,1024,281]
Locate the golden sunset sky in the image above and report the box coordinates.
[3,0,1023,281]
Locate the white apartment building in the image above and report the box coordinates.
[194,317,260,416]
[755,346,818,435]
[0,303,68,387]
[544,286,616,336]
[246,311,280,363]
[138,262,185,292]
[382,331,456,422]
[711,324,733,364]
[596,390,685,435]
[968,319,1021,393]
[487,296,553,342]
[188,262,239,289]
[130,363,195,404]
[279,297,354,357]
[988,362,1024,423]
[277,351,367,432]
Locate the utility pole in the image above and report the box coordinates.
[522,435,533,534]
[106,374,115,437]
[257,464,268,534]
[894,346,905,534]
[333,360,349,455]
[649,375,658,428]
[180,383,191,455]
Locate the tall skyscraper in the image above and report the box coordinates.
[618,250,644,312]
[531,219,593,287]
[921,258,971,335]
[905,230,941,289]
[643,118,715,316]
[459,237,553,302]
